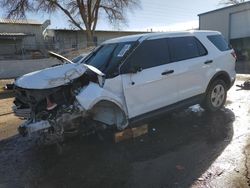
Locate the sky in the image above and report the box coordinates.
[0,0,226,31]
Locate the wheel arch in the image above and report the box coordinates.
[206,71,231,92]
[89,99,129,130]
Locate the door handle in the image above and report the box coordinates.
[204,60,213,64]
[161,70,174,75]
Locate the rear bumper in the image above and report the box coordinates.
[229,76,236,89]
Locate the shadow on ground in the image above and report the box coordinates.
[0,107,235,188]
[0,91,15,100]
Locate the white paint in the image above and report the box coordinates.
[103,30,220,44]
[15,63,86,89]
[14,62,105,89]
[122,63,179,118]
[76,82,126,113]
[177,55,210,101]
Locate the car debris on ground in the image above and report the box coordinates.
[236,79,250,90]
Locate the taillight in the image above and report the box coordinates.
[231,51,237,61]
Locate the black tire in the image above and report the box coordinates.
[201,79,227,112]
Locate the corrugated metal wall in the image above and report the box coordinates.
[199,2,250,41]
[0,23,44,46]
[230,9,250,39]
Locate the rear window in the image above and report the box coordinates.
[207,35,231,51]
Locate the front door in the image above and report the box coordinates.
[121,38,180,118]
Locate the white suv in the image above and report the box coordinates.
[13,30,236,140]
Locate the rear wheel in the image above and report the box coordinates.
[202,79,227,112]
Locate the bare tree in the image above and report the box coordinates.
[1,0,140,46]
[219,0,245,5]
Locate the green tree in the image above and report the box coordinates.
[1,0,140,46]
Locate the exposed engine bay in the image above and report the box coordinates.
[12,52,128,143]
[14,72,100,142]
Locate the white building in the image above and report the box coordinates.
[199,1,250,59]
[0,19,50,58]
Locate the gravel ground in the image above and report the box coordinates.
[0,75,250,188]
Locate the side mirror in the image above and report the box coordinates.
[120,63,142,74]
[97,75,105,87]
[129,66,141,73]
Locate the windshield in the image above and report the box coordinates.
[71,55,84,63]
[82,41,136,75]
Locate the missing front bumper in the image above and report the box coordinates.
[18,120,51,136]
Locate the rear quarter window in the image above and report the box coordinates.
[207,35,231,51]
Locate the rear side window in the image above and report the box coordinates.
[127,38,170,69]
[169,36,207,62]
[207,35,231,51]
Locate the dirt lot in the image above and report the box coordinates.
[0,80,22,140]
[1,75,250,188]
[0,98,23,140]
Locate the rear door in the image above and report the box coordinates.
[168,36,209,101]
[121,38,180,118]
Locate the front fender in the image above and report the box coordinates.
[76,83,127,114]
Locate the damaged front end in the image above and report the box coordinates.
[13,53,106,142]
[14,84,86,139]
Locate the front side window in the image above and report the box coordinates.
[126,38,170,70]
[169,36,207,62]
[82,42,135,76]
[207,35,232,51]
[71,55,84,63]
[84,44,117,71]
[105,43,135,76]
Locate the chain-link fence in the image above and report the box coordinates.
[0,43,53,60]
[0,40,101,60]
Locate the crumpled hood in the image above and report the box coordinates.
[15,63,87,89]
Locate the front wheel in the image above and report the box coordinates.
[201,79,227,112]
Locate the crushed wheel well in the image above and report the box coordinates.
[90,100,128,130]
